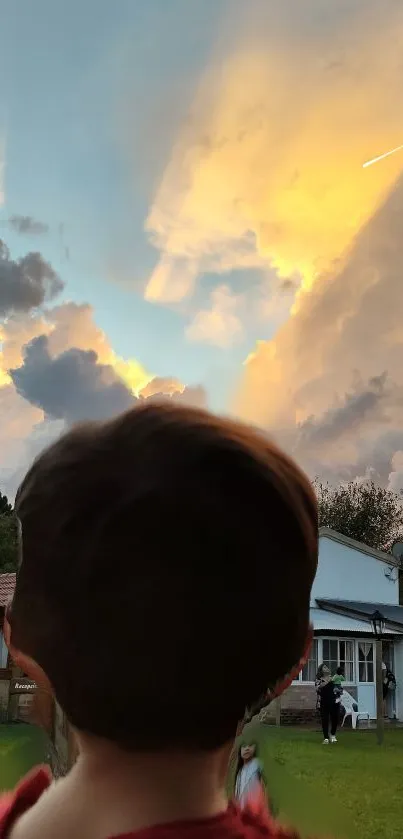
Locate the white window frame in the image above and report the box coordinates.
[320,637,356,685]
[292,637,357,685]
[357,640,375,684]
[293,638,319,684]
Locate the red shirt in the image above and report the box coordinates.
[0,766,302,839]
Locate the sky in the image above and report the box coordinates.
[1,0,403,498]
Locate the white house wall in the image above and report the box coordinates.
[311,535,399,606]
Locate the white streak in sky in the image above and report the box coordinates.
[363,143,403,169]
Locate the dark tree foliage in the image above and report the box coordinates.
[0,491,18,573]
[0,491,13,517]
[314,479,403,553]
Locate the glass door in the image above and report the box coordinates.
[357,641,376,718]
[382,641,396,719]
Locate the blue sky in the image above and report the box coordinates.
[2,0,403,496]
[0,0,266,410]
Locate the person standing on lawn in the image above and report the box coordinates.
[382,662,397,717]
[316,665,342,744]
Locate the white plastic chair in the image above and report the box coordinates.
[340,690,370,729]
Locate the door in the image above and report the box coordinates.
[357,641,376,718]
[382,641,396,719]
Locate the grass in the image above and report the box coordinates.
[0,723,50,791]
[231,723,403,839]
[0,721,401,837]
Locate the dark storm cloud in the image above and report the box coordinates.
[0,240,63,315]
[297,372,390,449]
[10,335,136,425]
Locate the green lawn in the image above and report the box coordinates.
[0,721,401,838]
[0,724,50,791]
[230,723,403,839]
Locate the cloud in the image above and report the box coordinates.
[0,312,50,375]
[48,302,154,396]
[186,285,244,348]
[8,330,206,457]
[141,384,208,410]
[144,256,199,305]
[296,373,390,451]
[234,173,403,486]
[0,301,150,480]
[143,0,403,310]
[0,130,5,206]
[0,384,44,498]
[0,307,202,499]
[0,384,43,459]
[0,302,153,396]
[0,231,204,499]
[140,376,184,399]
[388,452,403,495]
[8,215,49,235]
[140,375,207,409]
[0,415,64,502]
[135,0,403,490]
[0,240,64,316]
[10,335,137,425]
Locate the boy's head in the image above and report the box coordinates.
[336,666,344,676]
[9,402,318,752]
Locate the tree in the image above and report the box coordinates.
[0,491,13,517]
[314,479,403,553]
[0,491,18,573]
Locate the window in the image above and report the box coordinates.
[322,638,355,682]
[296,639,318,682]
[322,639,338,675]
[339,640,355,682]
[358,642,374,683]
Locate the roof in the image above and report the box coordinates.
[311,607,398,635]
[316,598,403,633]
[0,573,16,607]
[319,528,399,568]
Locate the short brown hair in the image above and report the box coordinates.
[12,402,317,750]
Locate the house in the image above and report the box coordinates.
[0,573,16,720]
[273,528,403,724]
[0,572,76,771]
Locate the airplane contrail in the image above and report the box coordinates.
[363,143,403,169]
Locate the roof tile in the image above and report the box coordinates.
[0,573,16,607]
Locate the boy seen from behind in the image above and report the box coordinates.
[2,403,318,839]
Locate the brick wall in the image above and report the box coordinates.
[259,685,318,725]
[281,684,316,709]
[280,684,317,724]
[259,684,358,726]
